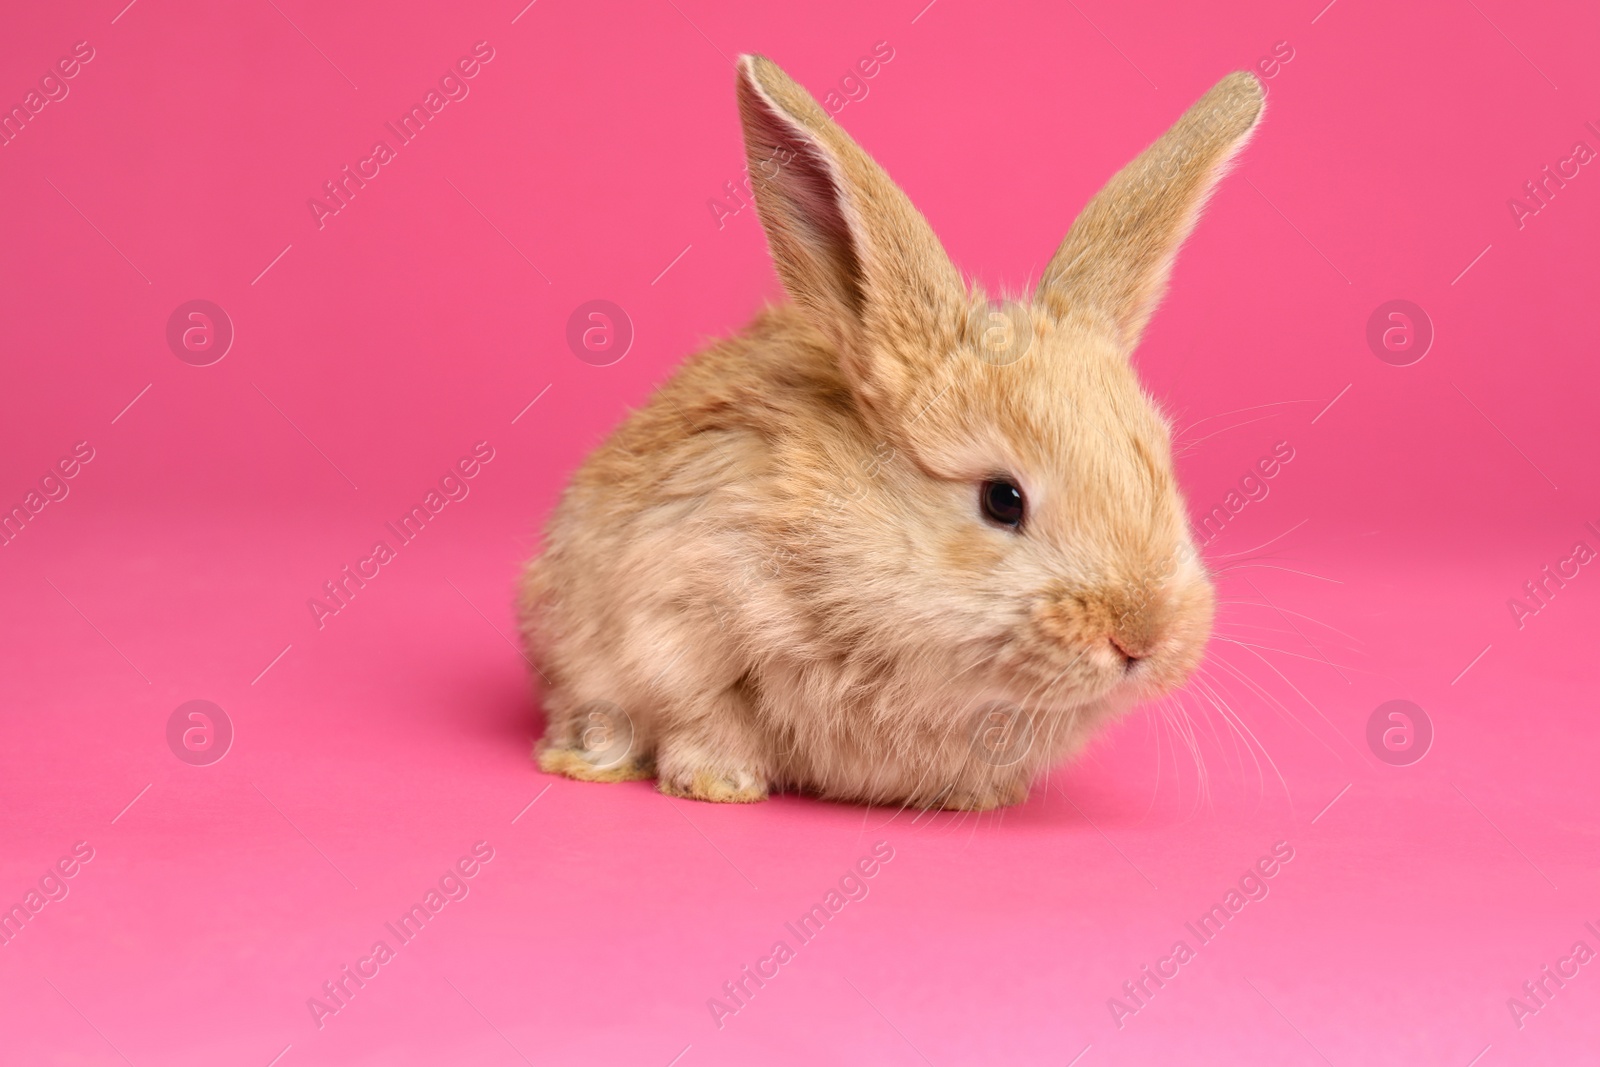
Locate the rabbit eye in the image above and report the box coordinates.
[980,478,1026,529]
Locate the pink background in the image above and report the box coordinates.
[2,0,1598,1063]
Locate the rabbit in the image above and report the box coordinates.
[517,54,1265,810]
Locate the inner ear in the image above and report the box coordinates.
[773,134,866,317]
[738,66,866,321]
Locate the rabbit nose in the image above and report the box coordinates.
[1035,582,1163,661]
[1106,594,1162,664]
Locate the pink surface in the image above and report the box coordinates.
[2,0,1597,1063]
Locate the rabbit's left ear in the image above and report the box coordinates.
[736,54,967,420]
[1036,72,1265,351]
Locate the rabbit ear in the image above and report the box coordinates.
[736,55,966,416]
[1036,72,1265,351]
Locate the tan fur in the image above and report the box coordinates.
[518,57,1265,808]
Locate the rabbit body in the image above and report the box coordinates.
[519,57,1265,808]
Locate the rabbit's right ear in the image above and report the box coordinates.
[1036,72,1265,352]
[736,55,966,419]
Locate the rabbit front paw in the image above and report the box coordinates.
[535,741,654,784]
[658,767,769,804]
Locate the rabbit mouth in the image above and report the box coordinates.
[997,637,1148,711]
[1001,624,1206,714]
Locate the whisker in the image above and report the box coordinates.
[1203,649,1344,762]
[1145,698,1168,817]
[1173,412,1284,455]
[1216,600,1366,645]
[1213,636,1369,676]
[1164,697,1209,813]
[1213,562,1344,584]
[1208,644,1357,762]
[1174,399,1316,439]
[1204,519,1309,562]
[1190,670,1288,802]
[1184,675,1249,786]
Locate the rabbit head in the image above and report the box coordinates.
[737,56,1264,721]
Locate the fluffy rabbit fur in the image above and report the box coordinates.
[518,56,1264,809]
